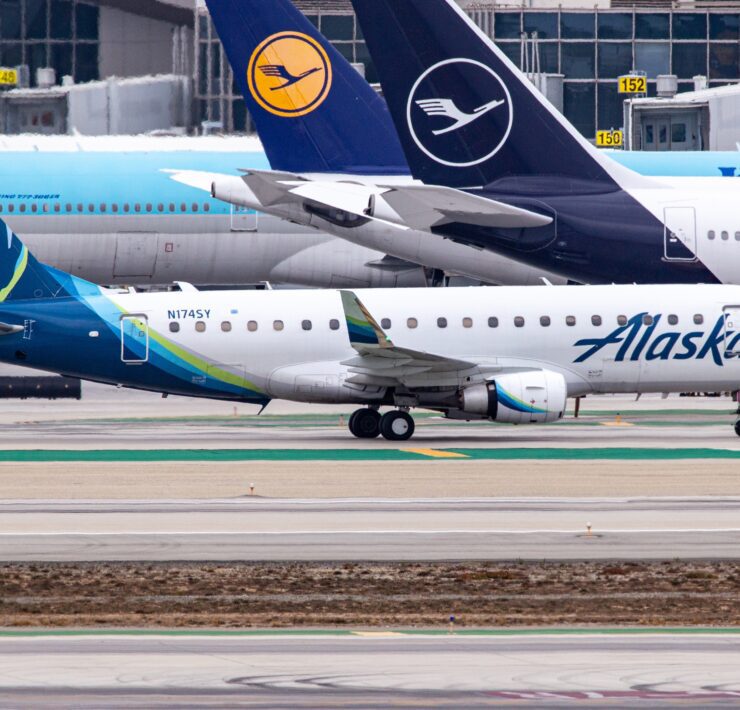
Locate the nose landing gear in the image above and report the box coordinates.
[348,408,416,441]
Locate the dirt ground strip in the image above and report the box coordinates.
[1,561,739,628]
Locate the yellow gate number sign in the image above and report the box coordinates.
[618,75,646,94]
[596,130,623,148]
[0,68,18,86]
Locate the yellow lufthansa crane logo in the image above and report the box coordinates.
[247,32,332,118]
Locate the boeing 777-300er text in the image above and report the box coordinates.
[0,136,430,290]
[0,217,739,440]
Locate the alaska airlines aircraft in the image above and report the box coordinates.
[345,0,740,285]
[1,217,739,440]
[0,136,428,289]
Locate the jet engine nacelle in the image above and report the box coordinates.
[458,370,567,424]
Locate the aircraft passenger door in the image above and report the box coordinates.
[663,207,697,262]
[120,315,149,364]
[230,204,258,232]
[114,233,158,278]
[723,306,740,357]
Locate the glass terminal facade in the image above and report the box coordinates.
[0,0,99,85]
[196,5,740,140]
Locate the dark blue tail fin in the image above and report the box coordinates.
[0,220,71,303]
[351,0,638,189]
[204,0,408,176]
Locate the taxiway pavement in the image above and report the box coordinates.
[0,632,737,707]
[1,497,738,561]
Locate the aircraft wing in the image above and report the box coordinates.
[339,290,480,385]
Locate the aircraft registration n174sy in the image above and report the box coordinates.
[1,217,739,440]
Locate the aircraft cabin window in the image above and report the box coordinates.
[157,204,164,213]
[146,204,153,213]
[19,204,25,213]
[169,203,175,212]
[65,204,72,212]
[566,315,576,326]
[7,205,13,213]
[643,315,654,326]
[591,315,602,326]
[407,317,418,329]
[462,317,473,328]
[708,230,715,240]
[100,204,107,213]
[169,322,180,333]
[112,204,118,213]
[247,321,258,332]
[195,321,206,333]
[437,317,448,328]
[53,204,59,213]
[514,316,525,328]
[43,204,50,213]
[302,320,312,331]
[694,314,704,325]
[181,203,187,212]
[540,316,551,327]
[617,315,627,325]
[736,232,740,241]
[123,204,130,213]
[77,203,83,213]
[329,319,340,331]
[88,204,94,212]
[488,317,499,328]
[0,205,3,213]
[221,321,232,332]
[668,314,679,325]
[273,320,284,331]
[31,204,37,213]
[135,204,141,213]
[204,203,211,212]
[381,318,391,329]
[722,231,729,241]
[192,203,199,212]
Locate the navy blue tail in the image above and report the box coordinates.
[350,0,627,189]
[204,0,408,176]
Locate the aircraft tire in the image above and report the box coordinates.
[380,410,415,441]
[349,408,381,439]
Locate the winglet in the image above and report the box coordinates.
[340,291,393,351]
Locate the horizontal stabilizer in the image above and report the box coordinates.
[380,185,552,229]
[0,322,23,335]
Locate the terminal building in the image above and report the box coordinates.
[1,0,740,143]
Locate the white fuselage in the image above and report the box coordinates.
[107,283,740,402]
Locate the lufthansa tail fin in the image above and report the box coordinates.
[351,0,642,189]
[204,0,408,176]
[0,220,71,303]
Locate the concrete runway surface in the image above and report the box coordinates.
[1,497,738,561]
[0,633,738,707]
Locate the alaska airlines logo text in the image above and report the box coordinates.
[247,32,332,118]
[407,58,512,168]
[573,313,737,367]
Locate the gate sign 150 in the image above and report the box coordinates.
[596,130,623,148]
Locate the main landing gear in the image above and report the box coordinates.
[348,408,415,441]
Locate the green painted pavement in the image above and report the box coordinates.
[0,627,737,638]
[1,447,740,462]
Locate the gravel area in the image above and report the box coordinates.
[1,561,738,628]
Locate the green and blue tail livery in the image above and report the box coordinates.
[340,290,392,350]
